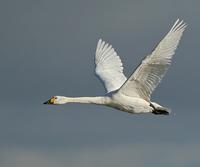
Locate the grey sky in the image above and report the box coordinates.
[0,0,200,166]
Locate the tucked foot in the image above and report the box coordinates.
[152,109,170,115]
[150,103,170,115]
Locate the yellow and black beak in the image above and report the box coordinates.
[43,97,55,104]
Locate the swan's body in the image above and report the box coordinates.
[44,19,186,115]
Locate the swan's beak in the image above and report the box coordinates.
[43,100,50,104]
[43,97,55,104]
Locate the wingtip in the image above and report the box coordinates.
[170,18,187,32]
[176,18,180,23]
[98,38,103,43]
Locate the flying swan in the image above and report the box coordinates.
[44,19,186,115]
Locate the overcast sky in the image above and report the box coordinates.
[0,0,200,167]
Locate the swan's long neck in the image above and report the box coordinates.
[59,96,111,105]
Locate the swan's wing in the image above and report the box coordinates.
[95,39,127,93]
[118,19,187,101]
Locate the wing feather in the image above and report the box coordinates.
[118,19,187,101]
[95,39,127,93]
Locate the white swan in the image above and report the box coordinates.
[44,19,186,115]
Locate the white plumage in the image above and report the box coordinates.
[44,19,187,115]
[119,19,187,102]
[95,39,127,93]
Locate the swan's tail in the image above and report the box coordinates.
[150,102,171,115]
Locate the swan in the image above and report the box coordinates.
[44,19,186,115]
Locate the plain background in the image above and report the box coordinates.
[0,0,200,166]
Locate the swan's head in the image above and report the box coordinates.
[43,96,66,105]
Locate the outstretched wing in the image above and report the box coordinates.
[118,19,187,101]
[95,39,127,93]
